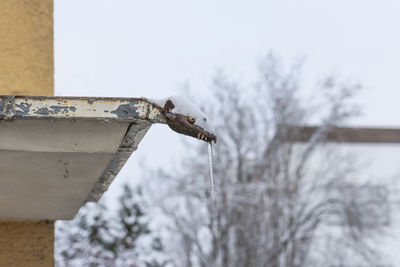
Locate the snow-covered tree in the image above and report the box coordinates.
[55,184,169,267]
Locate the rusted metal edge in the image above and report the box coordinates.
[0,95,166,124]
[86,121,151,202]
[285,125,400,143]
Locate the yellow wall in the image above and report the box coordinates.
[0,221,54,266]
[0,0,54,96]
[0,0,55,266]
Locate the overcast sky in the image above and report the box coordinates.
[55,0,400,121]
[54,0,400,186]
[55,0,400,192]
[54,1,400,261]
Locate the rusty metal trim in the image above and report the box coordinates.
[1,95,166,124]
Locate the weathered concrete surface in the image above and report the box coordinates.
[0,150,115,220]
[0,119,130,153]
[0,0,53,96]
[0,119,136,220]
[0,221,54,266]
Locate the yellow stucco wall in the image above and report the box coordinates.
[0,0,54,96]
[0,1,55,266]
[0,221,54,266]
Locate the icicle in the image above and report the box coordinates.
[208,142,215,200]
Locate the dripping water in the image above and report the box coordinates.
[208,142,215,200]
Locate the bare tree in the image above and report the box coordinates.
[144,54,391,267]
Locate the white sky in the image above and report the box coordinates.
[55,1,400,261]
[55,0,400,123]
[55,0,400,181]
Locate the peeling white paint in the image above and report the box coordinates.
[133,100,148,119]
[148,105,161,120]
[10,96,166,123]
